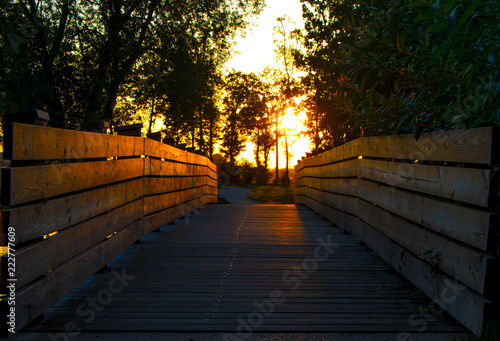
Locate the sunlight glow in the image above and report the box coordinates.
[225,0,305,73]
[239,105,311,172]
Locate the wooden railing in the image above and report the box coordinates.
[0,122,217,331]
[295,127,498,334]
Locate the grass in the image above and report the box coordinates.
[234,184,295,204]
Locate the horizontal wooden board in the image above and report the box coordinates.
[358,159,492,207]
[357,200,490,294]
[13,199,143,288]
[144,177,206,196]
[295,178,359,197]
[302,159,359,178]
[143,196,209,234]
[5,158,144,206]
[144,188,208,216]
[298,195,491,334]
[298,187,357,217]
[3,123,144,161]
[296,127,494,175]
[144,158,210,177]
[15,220,144,331]
[357,179,493,251]
[357,127,494,164]
[5,178,144,244]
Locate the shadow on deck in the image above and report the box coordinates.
[15,205,464,340]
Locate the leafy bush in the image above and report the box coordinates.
[300,0,500,137]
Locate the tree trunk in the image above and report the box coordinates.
[275,111,279,182]
[148,96,156,134]
[285,132,289,186]
[208,119,214,160]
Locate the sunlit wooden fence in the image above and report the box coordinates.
[0,120,217,331]
[295,127,498,334]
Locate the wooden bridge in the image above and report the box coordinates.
[0,111,498,339]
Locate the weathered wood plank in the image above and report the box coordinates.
[5,178,144,245]
[302,159,359,178]
[296,127,494,175]
[358,127,494,164]
[357,179,493,251]
[358,159,492,207]
[13,199,143,288]
[3,123,144,161]
[298,195,491,334]
[144,177,206,196]
[143,197,208,234]
[144,190,192,216]
[14,220,144,331]
[295,178,358,197]
[298,186,358,217]
[357,199,491,295]
[4,158,144,206]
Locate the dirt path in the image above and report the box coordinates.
[219,186,260,204]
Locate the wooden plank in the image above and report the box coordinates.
[5,158,144,206]
[299,195,491,334]
[145,159,208,177]
[3,123,144,161]
[144,177,205,196]
[144,139,188,163]
[357,199,490,295]
[302,159,359,178]
[143,197,208,234]
[5,178,144,245]
[358,127,493,164]
[14,219,144,331]
[357,179,494,251]
[144,188,206,216]
[358,159,492,207]
[298,187,357,217]
[295,178,358,197]
[296,127,494,174]
[13,199,143,288]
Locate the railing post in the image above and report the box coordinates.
[114,123,143,137]
[82,119,111,134]
[3,109,50,126]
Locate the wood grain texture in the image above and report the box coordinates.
[358,127,494,164]
[14,199,143,288]
[6,159,144,206]
[358,159,492,207]
[25,205,458,334]
[298,195,491,334]
[4,123,144,161]
[296,127,494,176]
[357,179,493,251]
[357,200,490,294]
[15,220,144,331]
[144,177,206,196]
[301,159,359,178]
[7,178,144,244]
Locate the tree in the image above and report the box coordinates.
[220,71,262,164]
[298,0,500,138]
[0,0,264,129]
[272,16,303,184]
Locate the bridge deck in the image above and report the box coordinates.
[26,205,459,334]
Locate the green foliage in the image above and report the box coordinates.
[0,0,264,129]
[299,0,500,138]
[220,71,265,162]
